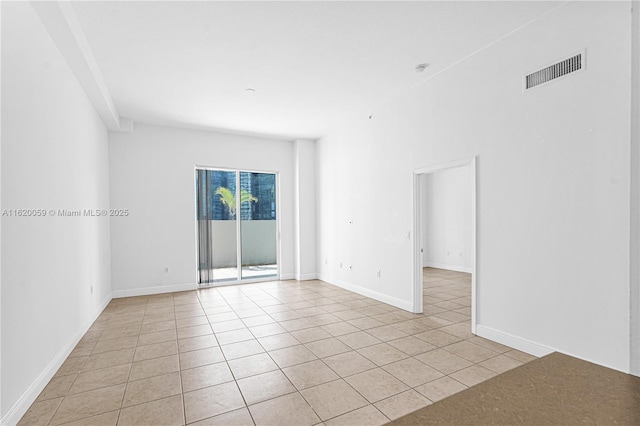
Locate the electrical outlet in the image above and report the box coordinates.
[340,262,343,268]
[377,270,381,278]
[349,265,353,271]
[164,267,169,273]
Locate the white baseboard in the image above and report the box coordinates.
[279,273,295,281]
[317,274,413,311]
[475,325,632,373]
[112,282,197,298]
[475,324,554,357]
[1,295,112,426]
[423,261,472,274]
[296,273,318,281]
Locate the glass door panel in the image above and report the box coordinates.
[240,172,277,279]
[196,169,238,283]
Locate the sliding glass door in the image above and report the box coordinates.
[240,172,277,279]
[196,168,278,284]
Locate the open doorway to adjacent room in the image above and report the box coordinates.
[413,157,476,334]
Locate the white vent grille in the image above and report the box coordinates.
[524,51,585,90]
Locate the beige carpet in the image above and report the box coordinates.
[393,352,640,425]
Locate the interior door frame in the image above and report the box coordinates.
[412,156,477,334]
[194,165,281,286]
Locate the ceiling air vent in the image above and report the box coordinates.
[524,50,585,91]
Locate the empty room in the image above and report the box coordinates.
[2,1,639,425]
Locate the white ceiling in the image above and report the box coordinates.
[70,1,561,140]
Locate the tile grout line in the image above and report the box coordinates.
[213,284,319,425]
[195,286,257,426]
[22,270,534,426]
[174,294,190,426]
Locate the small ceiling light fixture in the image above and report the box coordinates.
[414,63,430,73]
[245,88,256,94]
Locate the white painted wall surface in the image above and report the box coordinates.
[317,2,632,372]
[420,167,472,272]
[294,140,317,280]
[109,124,295,295]
[1,2,112,420]
[0,1,4,416]
[629,0,640,377]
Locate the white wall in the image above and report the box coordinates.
[1,2,112,421]
[294,139,317,280]
[420,167,472,272]
[630,0,640,377]
[0,0,4,416]
[317,1,632,372]
[109,124,295,296]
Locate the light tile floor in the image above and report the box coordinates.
[19,268,536,425]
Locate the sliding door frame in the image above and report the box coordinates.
[194,165,281,286]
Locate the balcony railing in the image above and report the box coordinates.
[198,220,277,268]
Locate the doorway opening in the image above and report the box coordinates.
[413,157,476,334]
[195,167,279,285]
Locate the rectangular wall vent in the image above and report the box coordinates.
[524,50,585,91]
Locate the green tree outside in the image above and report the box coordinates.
[215,186,257,220]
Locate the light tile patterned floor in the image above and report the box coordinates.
[19,268,535,425]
